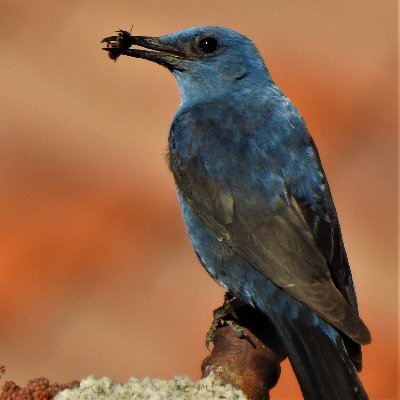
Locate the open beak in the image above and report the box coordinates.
[101,30,189,71]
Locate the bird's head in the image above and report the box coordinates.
[104,26,272,104]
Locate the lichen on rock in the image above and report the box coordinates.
[55,374,247,400]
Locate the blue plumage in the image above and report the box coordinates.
[104,26,371,399]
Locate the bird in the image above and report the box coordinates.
[102,26,371,399]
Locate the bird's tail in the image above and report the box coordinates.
[272,312,368,400]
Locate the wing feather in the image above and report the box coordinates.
[168,100,371,349]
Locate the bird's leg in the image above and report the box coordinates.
[206,294,233,350]
[206,292,255,350]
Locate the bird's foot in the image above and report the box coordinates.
[206,293,255,350]
[101,28,133,61]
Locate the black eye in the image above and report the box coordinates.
[198,37,218,54]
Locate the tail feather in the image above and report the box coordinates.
[245,272,369,399]
[274,313,368,400]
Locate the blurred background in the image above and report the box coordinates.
[0,1,397,398]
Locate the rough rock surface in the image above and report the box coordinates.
[55,375,247,400]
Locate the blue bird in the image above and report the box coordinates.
[103,26,371,399]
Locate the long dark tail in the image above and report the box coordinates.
[272,312,368,400]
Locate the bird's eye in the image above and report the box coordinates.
[198,37,218,54]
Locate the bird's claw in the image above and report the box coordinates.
[206,293,254,349]
[205,321,219,351]
[225,320,255,348]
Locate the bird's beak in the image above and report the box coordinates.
[102,30,190,71]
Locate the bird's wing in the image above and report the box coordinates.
[293,144,359,311]
[169,122,371,346]
[287,154,365,369]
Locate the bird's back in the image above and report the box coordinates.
[168,89,369,364]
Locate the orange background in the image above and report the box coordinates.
[0,1,397,399]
